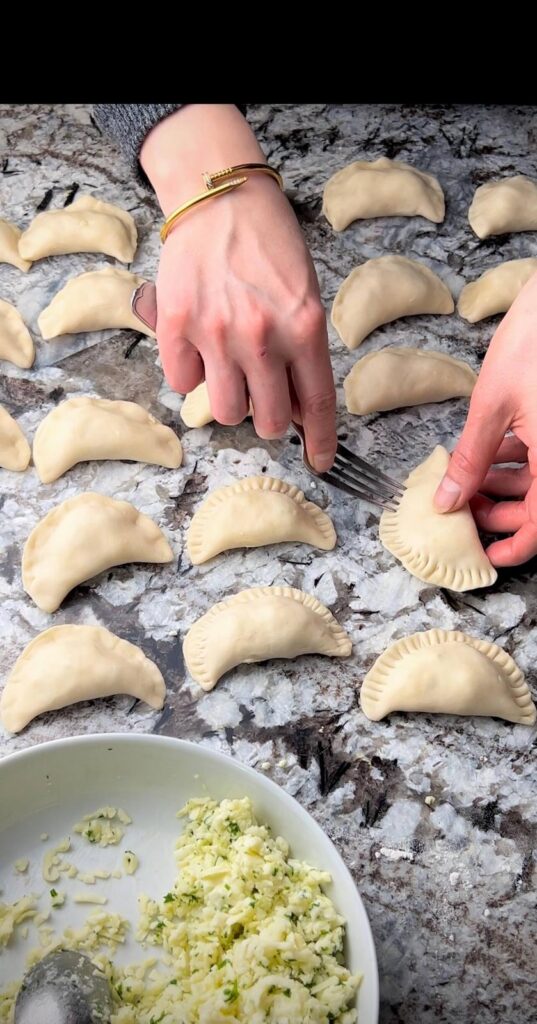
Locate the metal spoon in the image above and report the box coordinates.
[15,949,113,1024]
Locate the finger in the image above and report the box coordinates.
[433,398,510,513]
[246,360,292,439]
[203,357,249,425]
[486,523,537,566]
[481,464,532,498]
[470,494,527,534]
[291,347,337,473]
[492,435,528,465]
[156,317,205,393]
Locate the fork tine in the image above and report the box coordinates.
[319,470,400,511]
[336,442,405,493]
[333,455,401,498]
[290,420,403,509]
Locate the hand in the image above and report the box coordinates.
[434,272,537,566]
[140,105,337,473]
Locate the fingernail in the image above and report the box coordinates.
[434,477,462,512]
[131,282,157,332]
[312,452,335,473]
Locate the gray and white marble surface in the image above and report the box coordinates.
[0,104,536,1023]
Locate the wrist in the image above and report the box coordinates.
[141,104,266,216]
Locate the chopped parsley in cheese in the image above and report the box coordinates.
[0,797,361,1023]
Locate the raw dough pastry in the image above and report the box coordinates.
[0,299,35,368]
[344,347,476,415]
[331,256,454,350]
[360,628,536,725]
[187,476,336,564]
[379,446,497,591]
[323,157,445,231]
[19,195,137,263]
[184,586,352,691]
[23,492,173,613]
[181,382,214,427]
[180,382,253,428]
[0,405,31,471]
[0,219,31,272]
[38,267,155,340]
[33,397,182,483]
[0,625,166,733]
[468,176,537,238]
[458,258,537,322]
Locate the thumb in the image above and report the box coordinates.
[434,402,510,513]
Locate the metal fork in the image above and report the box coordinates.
[291,422,405,511]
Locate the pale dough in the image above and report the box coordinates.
[187,476,336,564]
[323,157,445,231]
[19,195,137,263]
[0,299,35,368]
[360,628,536,725]
[22,492,174,613]
[379,446,497,592]
[468,176,537,238]
[33,397,182,483]
[0,625,166,733]
[344,347,476,415]
[0,219,31,272]
[183,586,352,691]
[0,405,31,472]
[38,267,156,340]
[331,256,454,350]
[181,382,253,429]
[181,383,214,428]
[458,258,537,322]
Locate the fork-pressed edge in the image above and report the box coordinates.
[291,422,404,512]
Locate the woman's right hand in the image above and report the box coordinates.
[140,104,337,473]
[434,272,537,567]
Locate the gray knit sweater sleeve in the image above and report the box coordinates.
[93,104,249,180]
[93,104,184,175]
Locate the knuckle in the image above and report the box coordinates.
[203,314,228,344]
[292,301,326,342]
[246,307,270,338]
[211,394,247,426]
[450,447,481,477]
[256,414,290,438]
[303,390,337,419]
[158,306,187,335]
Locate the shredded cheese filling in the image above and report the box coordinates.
[0,797,361,1023]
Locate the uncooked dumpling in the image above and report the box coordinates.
[360,628,536,725]
[0,299,35,368]
[19,195,137,263]
[187,476,336,564]
[180,382,252,428]
[38,267,155,340]
[379,446,497,591]
[331,256,454,350]
[0,625,166,733]
[181,382,214,427]
[184,586,352,691]
[458,258,537,322]
[23,493,173,613]
[33,397,182,483]
[0,405,31,471]
[468,176,537,238]
[0,219,31,272]
[344,347,476,415]
[323,157,445,231]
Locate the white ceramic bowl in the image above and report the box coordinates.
[0,734,378,1021]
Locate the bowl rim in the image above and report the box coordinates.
[0,732,379,1020]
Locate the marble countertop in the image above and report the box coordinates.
[1,103,536,1023]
